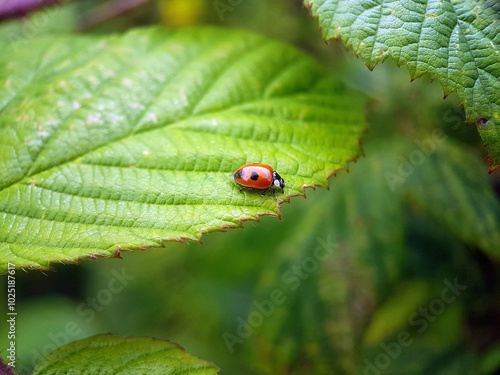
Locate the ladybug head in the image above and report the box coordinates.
[272,171,285,191]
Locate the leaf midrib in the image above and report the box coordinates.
[2,89,338,195]
[12,181,278,209]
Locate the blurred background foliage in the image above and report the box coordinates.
[0,0,499,374]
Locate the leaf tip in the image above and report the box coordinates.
[489,164,500,174]
[366,62,376,71]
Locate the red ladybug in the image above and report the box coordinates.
[233,163,285,196]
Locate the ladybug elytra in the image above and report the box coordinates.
[233,163,285,197]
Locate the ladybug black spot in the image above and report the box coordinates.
[250,172,259,181]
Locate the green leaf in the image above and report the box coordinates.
[32,334,220,375]
[0,26,366,272]
[404,139,500,257]
[305,0,500,171]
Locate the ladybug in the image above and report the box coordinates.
[233,163,285,197]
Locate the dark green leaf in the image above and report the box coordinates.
[305,0,500,170]
[32,334,221,375]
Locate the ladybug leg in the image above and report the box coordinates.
[260,187,271,197]
[238,187,252,193]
